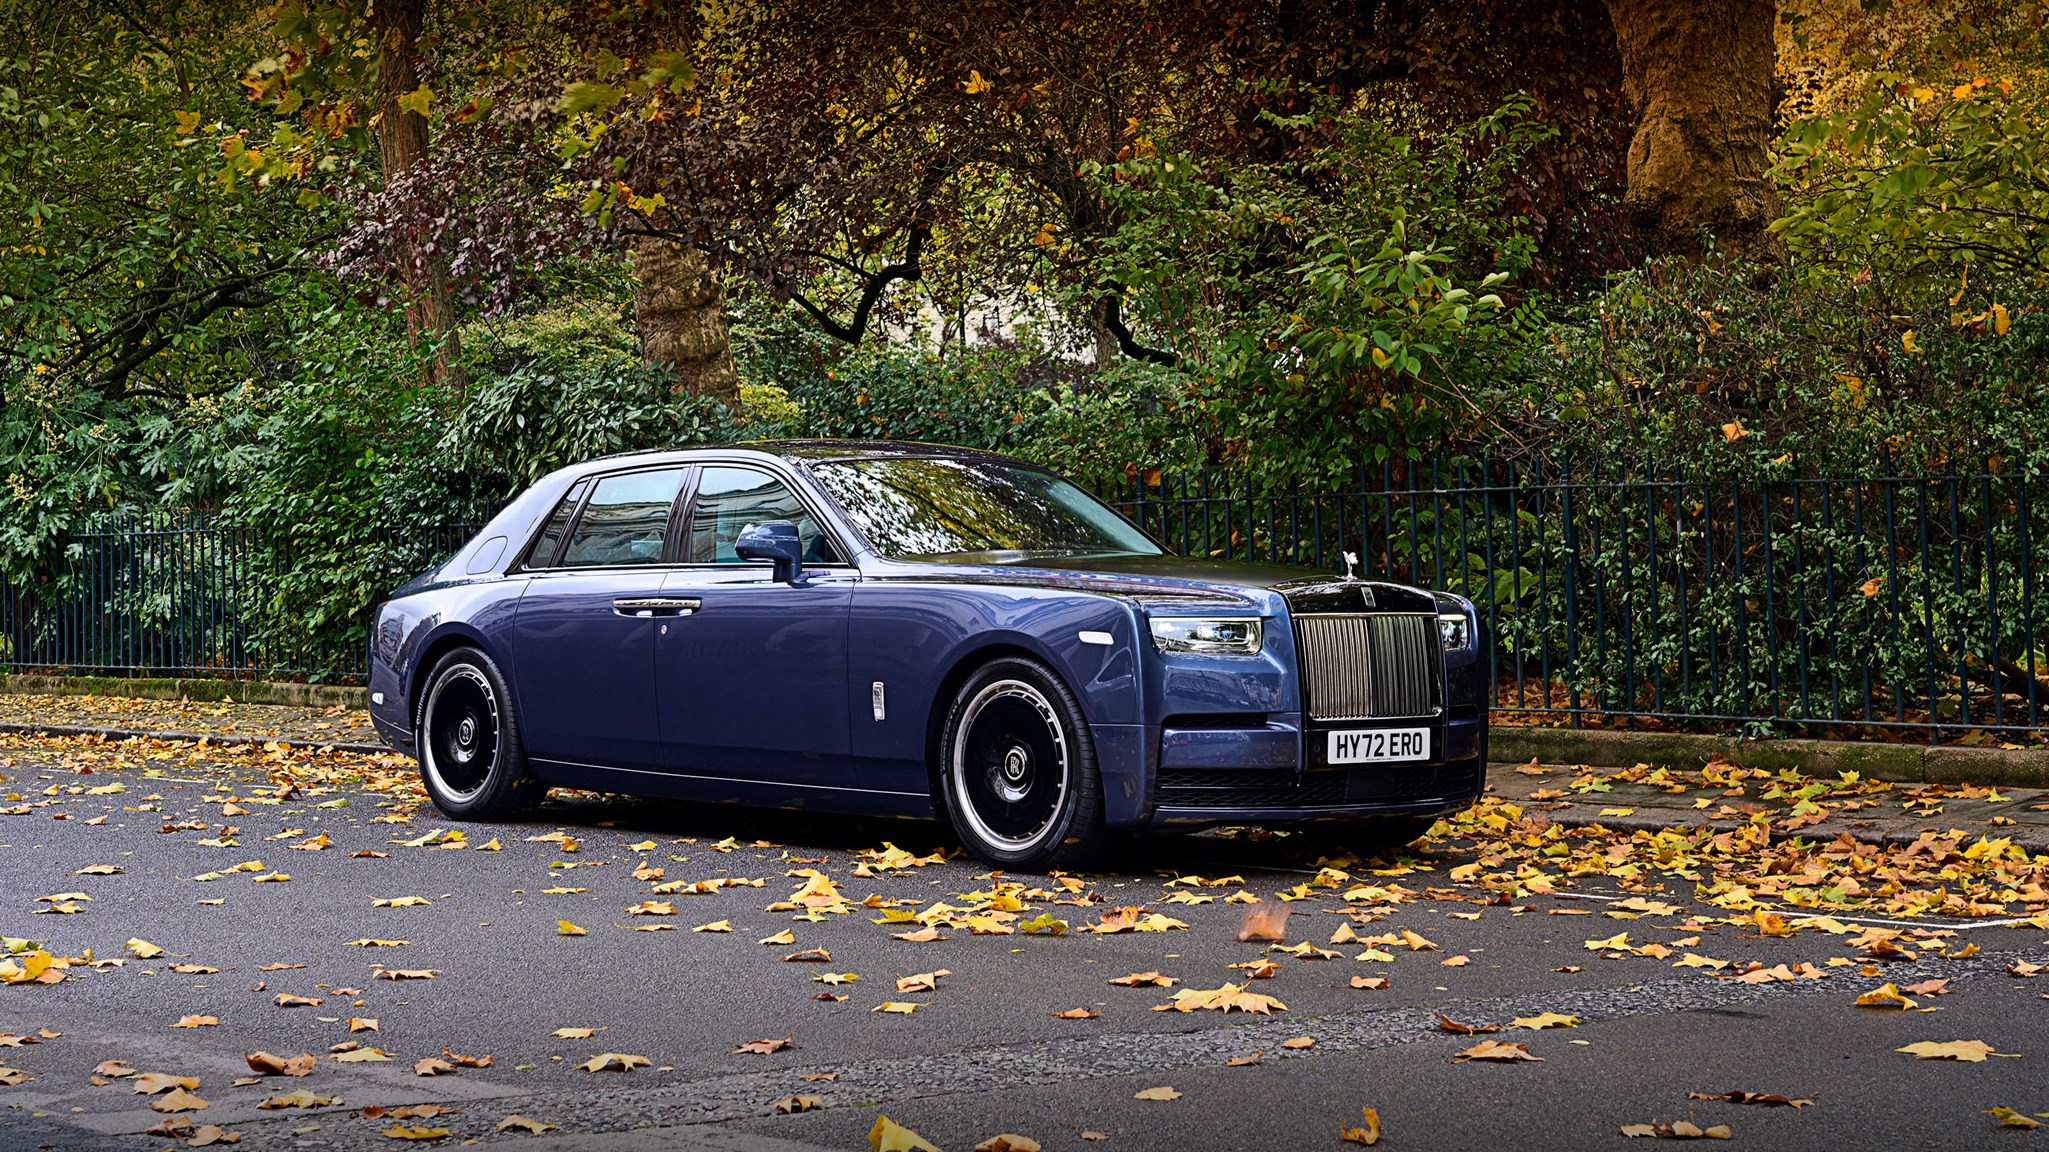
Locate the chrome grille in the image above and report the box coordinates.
[1293,613,1440,721]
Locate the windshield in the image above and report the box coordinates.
[810,457,1164,562]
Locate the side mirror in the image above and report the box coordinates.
[734,520,808,586]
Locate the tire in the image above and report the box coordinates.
[938,656,1105,871]
[414,646,541,820]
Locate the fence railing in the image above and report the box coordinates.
[1091,457,2048,742]
[0,511,477,682]
[5,459,2045,742]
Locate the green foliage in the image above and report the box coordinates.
[1072,96,1551,483]
[1775,74,2049,298]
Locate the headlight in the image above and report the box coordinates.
[1149,617,1264,656]
[1438,612,1472,651]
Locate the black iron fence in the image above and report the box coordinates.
[0,511,476,683]
[4,458,2045,742]
[1093,457,2047,743]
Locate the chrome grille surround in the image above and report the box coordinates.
[1292,612,1441,721]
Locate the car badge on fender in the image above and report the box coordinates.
[1359,585,1376,609]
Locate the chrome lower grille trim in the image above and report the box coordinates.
[1292,612,1441,721]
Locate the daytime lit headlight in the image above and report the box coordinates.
[1149,617,1264,656]
[1438,612,1472,651]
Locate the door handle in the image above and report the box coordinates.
[612,598,701,618]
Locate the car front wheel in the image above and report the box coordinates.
[939,656,1105,871]
[416,647,540,820]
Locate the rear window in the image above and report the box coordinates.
[559,468,686,567]
[522,478,588,568]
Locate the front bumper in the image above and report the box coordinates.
[1143,713,1486,827]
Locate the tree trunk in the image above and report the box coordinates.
[630,236,739,406]
[371,0,465,390]
[1604,0,1780,260]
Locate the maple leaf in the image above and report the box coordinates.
[1452,1040,1542,1062]
[732,1036,793,1055]
[892,926,946,943]
[271,994,321,1008]
[412,1057,457,1077]
[894,969,950,993]
[1854,983,1917,1010]
[497,1115,558,1133]
[1158,983,1287,1015]
[1987,1107,2043,1130]
[373,967,438,981]
[557,921,589,936]
[1511,1013,1579,1030]
[869,1116,942,1152]
[244,1051,316,1077]
[1896,1040,2001,1062]
[152,1087,211,1112]
[552,1027,601,1039]
[171,1015,219,1029]
[872,1001,923,1014]
[258,1089,334,1110]
[1340,1106,1383,1146]
[1132,1086,1181,1101]
[1108,971,1177,987]
[759,929,796,945]
[776,1095,824,1114]
[580,1052,651,1072]
[1051,1008,1099,1019]
[693,920,733,933]
[125,938,167,958]
[347,1018,378,1033]
[381,1125,453,1140]
[134,1073,200,1095]
[1687,1091,1811,1108]
[783,948,832,963]
[975,1136,1044,1152]
[1350,976,1391,990]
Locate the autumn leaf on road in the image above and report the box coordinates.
[975,1136,1043,1152]
[1108,971,1177,987]
[1854,983,1918,1010]
[775,1096,823,1114]
[1235,905,1289,942]
[1452,1040,1541,1062]
[1986,1107,2043,1130]
[1051,1008,1099,1019]
[258,1089,334,1109]
[1133,1086,1181,1101]
[580,1052,651,1072]
[1896,1040,2002,1062]
[1340,1106,1382,1146]
[244,1051,316,1077]
[693,920,733,933]
[1620,1120,1732,1139]
[1157,983,1286,1015]
[731,1037,792,1055]
[497,1116,557,1133]
[869,1116,942,1152]
[1435,1014,1498,1035]
[380,1125,453,1140]
[1686,1091,1811,1108]
[872,1001,923,1014]
[412,1057,457,1076]
[557,921,588,937]
[1350,976,1390,990]
[170,1015,218,1029]
[552,1027,601,1039]
[1511,1013,1580,1030]
[894,969,950,993]
[151,1087,211,1112]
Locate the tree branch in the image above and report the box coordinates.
[1102,294,1178,366]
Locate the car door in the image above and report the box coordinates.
[657,463,854,786]
[512,466,689,772]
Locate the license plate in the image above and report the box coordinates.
[1326,727,1431,764]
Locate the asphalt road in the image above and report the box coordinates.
[2,732,2045,1152]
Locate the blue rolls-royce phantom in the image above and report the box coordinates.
[366,441,1487,869]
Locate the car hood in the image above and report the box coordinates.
[887,553,1443,614]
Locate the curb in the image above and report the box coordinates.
[0,673,368,709]
[0,720,388,757]
[1491,725,2049,788]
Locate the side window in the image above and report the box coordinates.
[559,468,686,568]
[522,478,588,569]
[688,466,840,565]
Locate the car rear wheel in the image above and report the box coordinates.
[939,657,1104,871]
[416,647,540,820]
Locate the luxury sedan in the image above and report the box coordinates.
[366,441,1488,869]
